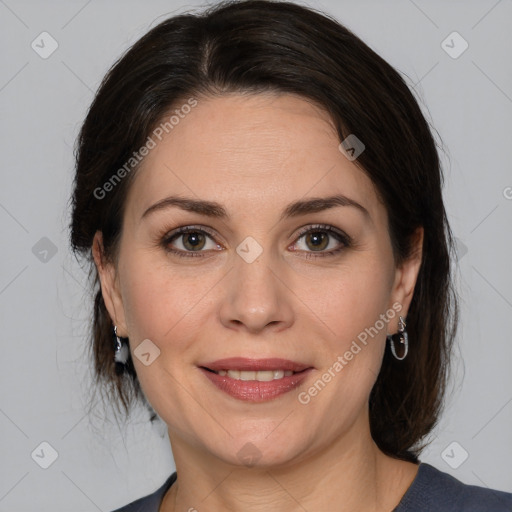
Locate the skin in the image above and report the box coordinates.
[93,93,424,512]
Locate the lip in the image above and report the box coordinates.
[200,367,313,402]
[200,357,311,373]
[198,358,314,402]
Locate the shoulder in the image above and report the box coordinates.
[395,463,512,512]
[110,472,177,512]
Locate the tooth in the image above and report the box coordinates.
[255,371,274,381]
[216,369,297,381]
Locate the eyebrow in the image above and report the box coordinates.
[140,194,370,222]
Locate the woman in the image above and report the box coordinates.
[69,1,512,510]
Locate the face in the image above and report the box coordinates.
[94,93,422,468]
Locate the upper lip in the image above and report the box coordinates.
[200,357,312,373]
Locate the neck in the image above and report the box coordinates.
[161,412,418,512]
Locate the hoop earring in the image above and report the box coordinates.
[387,316,408,361]
[114,325,129,373]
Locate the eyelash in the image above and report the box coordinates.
[161,224,352,259]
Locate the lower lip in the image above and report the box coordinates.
[200,368,313,402]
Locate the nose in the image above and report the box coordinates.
[219,251,294,335]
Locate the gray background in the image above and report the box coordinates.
[0,0,511,510]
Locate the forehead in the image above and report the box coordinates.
[124,93,380,223]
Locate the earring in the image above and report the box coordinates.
[114,325,129,373]
[387,316,408,361]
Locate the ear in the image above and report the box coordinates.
[388,226,424,332]
[92,231,128,337]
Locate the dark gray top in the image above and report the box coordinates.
[111,462,512,511]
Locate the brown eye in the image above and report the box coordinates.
[292,224,351,258]
[181,231,207,251]
[162,225,222,258]
[304,231,329,251]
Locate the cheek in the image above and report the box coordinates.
[119,255,189,344]
[119,253,223,355]
[311,260,394,348]
[118,256,211,411]
[295,263,392,429]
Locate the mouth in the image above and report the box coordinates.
[200,367,308,381]
[198,357,313,400]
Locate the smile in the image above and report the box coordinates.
[207,369,297,380]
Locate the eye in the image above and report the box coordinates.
[161,223,351,259]
[291,224,351,258]
[162,226,222,257]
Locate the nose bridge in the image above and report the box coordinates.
[220,242,293,332]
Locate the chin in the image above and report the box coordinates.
[208,435,308,471]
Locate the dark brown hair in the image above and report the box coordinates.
[69,0,458,462]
